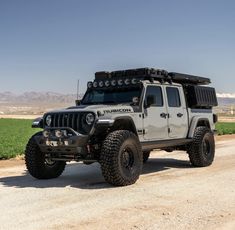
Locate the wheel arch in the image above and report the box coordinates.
[188,117,211,138]
[93,116,138,140]
[111,116,138,135]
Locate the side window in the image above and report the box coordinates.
[166,87,181,107]
[145,86,163,107]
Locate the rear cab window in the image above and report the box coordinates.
[166,87,181,107]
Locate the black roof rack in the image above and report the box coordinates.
[95,68,211,85]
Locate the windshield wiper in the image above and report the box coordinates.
[102,101,117,104]
[82,101,130,105]
[81,102,100,105]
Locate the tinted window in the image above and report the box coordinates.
[145,86,163,107]
[166,87,181,107]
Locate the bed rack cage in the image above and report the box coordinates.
[94,68,217,108]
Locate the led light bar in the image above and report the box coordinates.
[87,78,139,89]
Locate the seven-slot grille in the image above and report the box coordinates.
[46,112,86,133]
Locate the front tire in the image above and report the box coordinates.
[25,132,66,179]
[188,127,215,167]
[100,130,143,186]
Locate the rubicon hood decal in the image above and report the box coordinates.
[103,108,132,114]
[96,106,134,116]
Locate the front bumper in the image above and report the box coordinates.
[35,127,89,156]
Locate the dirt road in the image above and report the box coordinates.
[0,138,234,230]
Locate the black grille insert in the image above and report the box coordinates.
[44,112,94,134]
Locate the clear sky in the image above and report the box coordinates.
[0,0,235,94]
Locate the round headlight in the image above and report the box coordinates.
[93,81,98,88]
[118,79,123,86]
[55,130,62,138]
[87,81,93,88]
[125,79,130,85]
[46,115,52,126]
[111,79,116,86]
[105,80,110,87]
[131,78,137,84]
[43,130,50,138]
[99,81,104,87]
[86,113,95,125]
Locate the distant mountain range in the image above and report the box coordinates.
[216,93,235,106]
[0,91,82,104]
[0,91,235,106]
[216,93,235,98]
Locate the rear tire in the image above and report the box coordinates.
[100,130,143,186]
[25,132,66,179]
[188,126,215,167]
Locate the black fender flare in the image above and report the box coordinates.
[188,117,211,138]
[94,116,138,136]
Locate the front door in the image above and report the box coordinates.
[143,85,168,140]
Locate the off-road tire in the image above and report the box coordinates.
[143,151,150,163]
[25,132,66,179]
[100,130,143,186]
[188,126,215,167]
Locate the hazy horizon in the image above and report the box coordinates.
[1,90,235,97]
[0,1,235,94]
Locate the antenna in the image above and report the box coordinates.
[75,79,81,106]
[77,79,79,100]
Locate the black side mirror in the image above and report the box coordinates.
[146,95,155,108]
[32,117,43,128]
[75,99,81,106]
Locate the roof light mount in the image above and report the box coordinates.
[94,67,211,86]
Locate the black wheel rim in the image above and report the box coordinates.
[45,158,56,167]
[202,138,211,157]
[121,147,135,169]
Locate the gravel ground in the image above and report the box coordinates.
[0,137,234,230]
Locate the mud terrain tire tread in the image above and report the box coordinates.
[100,130,143,186]
[188,126,215,167]
[25,132,66,179]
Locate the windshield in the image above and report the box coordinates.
[82,87,142,105]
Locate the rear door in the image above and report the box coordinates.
[164,86,188,138]
[143,85,168,140]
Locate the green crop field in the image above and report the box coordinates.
[0,119,235,159]
[216,122,235,135]
[0,119,40,159]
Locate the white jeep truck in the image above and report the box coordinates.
[25,68,218,186]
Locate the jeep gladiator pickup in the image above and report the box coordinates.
[25,68,218,186]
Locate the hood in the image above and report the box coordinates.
[45,104,135,117]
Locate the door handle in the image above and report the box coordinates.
[177,113,183,117]
[160,113,168,119]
